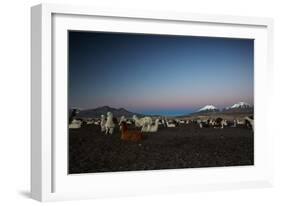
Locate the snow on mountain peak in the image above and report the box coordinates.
[230,102,251,109]
[198,105,217,112]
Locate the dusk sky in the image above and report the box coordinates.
[68,31,254,116]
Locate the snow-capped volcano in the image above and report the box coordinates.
[230,102,251,109]
[198,105,218,112]
[222,102,253,113]
[230,102,252,109]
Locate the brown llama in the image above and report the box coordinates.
[120,122,143,142]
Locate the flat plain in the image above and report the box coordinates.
[68,123,254,174]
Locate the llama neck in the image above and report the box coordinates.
[155,121,159,129]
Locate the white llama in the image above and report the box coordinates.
[132,115,153,132]
[105,112,115,135]
[244,116,254,131]
[142,119,160,132]
[69,119,82,129]
[221,119,228,129]
[166,120,176,128]
[119,115,126,130]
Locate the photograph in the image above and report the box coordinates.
[68,31,254,174]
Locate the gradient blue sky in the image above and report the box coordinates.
[68,31,254,116]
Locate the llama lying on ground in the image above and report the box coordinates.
[94,120,100,125]
[105,112,115,135]
[86,119,94,125]
[213,117,224,129]
[100,115,106,132]
[142,119,160,132]
[69,119,82,129]
[179,120,185,124]
[120,122,143,142]
[236,119,245,125]
[209,119,216,126]
[166,120,176,128]
[197,119,210,128]
[197,118,227,129]
[132,115,153,132]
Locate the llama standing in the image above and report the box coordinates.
[86,119,94,125]
[119,115,126,130]
[100,115,106,132]
[232,120,237,127]
[105,112,115,135]
[221,120,228,129]
[166,120,176,128]
[142,119,160,132]
[161,119,167,127]
[69,108,79,124]
[132,115,153,132]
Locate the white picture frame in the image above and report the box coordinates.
[31,3,274,202]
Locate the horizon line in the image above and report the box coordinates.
[70,103,254,117]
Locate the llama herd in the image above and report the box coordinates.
[69,111,254,139]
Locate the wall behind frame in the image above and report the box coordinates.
[0,0,280,205]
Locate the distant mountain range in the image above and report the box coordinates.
[74,106,143,118]
[190,102,253,116]
[71,102,253,118]
[222,102,253,113]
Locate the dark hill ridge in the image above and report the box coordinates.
[75,106,144,118]
[222,107,253,113]
[188,108,253,117]
[177,107,253,118]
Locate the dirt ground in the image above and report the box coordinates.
[68,123,254,174]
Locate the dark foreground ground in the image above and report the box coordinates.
[69,124,254,174]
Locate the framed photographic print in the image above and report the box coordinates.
[31,3,274,201]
